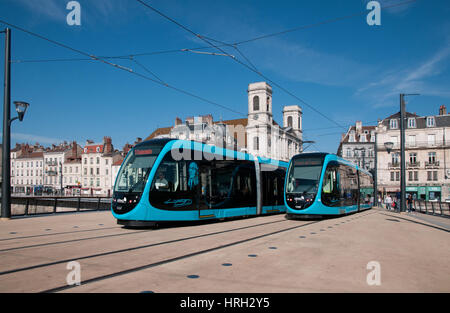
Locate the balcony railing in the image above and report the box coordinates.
[388,162,400,168]
[425,161,440,168]
[407,161,420,168]
[377,140,450,150]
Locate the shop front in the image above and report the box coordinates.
[406,186,418,200]
[427,186,441,201]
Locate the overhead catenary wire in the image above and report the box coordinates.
[135,0,349,131]
[11,0,418,64]
[0,19,247,118]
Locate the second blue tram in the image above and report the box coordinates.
[285,152,374,218]
[112,139,288,227]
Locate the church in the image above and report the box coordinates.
[145,82,303,162]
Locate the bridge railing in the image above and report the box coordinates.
[4,196,112,217]
[412,200,450,217]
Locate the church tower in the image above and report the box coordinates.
[247,82,273,125]
[283,105,302,139]
[246,82,273,158]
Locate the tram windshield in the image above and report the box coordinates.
[286,155,324,194]
[114,144,163,193]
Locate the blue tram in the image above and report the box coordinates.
[285,152,374,218]
[112,139,288,227]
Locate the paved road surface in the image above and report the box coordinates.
[0,208,448,293]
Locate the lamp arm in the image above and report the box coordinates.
[9,116,19,125]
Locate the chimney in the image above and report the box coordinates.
[439,105,447,116]
[175,117,182,126]
[72,141,77,158]
[123,143,132,155]
[103,136,113,154]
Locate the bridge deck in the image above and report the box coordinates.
[0,208,448,293]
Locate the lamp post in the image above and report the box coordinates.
[383,141,394,206]
[400,93,419,213]
[355,147,366,170]
[1,101,29,219]
[1,27,30,219]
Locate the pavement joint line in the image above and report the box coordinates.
[0,226,122,242]
[0,217,290,275]
[378,212,450,233]
[40,220,321,293]
[0,228,154,253]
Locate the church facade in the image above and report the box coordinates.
[146,82,303,162]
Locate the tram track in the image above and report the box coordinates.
[0,211,377,292]
[42,219,322,293]
[0,216,289,276]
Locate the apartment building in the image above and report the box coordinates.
[376,105,450,201]
[337,121,376,172]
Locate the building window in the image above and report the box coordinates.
[428,152,436,164]
[428,134,436,146]
[346,149,352,158]
[253,137,259,151]
[390,119,398,129]
[408,171,419,181]
[408,118,416,128]
[392,153,399,165]
[391,172,400,181]
[408,135,416,147]
[409,153,417,164]
[427,171,438,181]
[253,96,259,111]
[287,116,293,128]
[96,168,100,175]
[426,116,435,127]
[96,157,100,164]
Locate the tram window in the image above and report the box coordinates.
[339,166,358,206]
[322,166,341,206]
[199,160,256,209]
[149,151,196,210]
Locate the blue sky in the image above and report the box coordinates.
[0,0,449,153]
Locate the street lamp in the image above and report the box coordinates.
[384,142,394,154]
[1,27,31,220]
[1,101,29,220]
[13,101,29,122]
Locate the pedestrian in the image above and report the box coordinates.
[407,194,413,213]
[385,195,392,210]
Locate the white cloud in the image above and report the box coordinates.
[355,42,450,107]
[7,132,67,145]
[14,0,66,22]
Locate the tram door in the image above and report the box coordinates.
[197,160,234,219]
